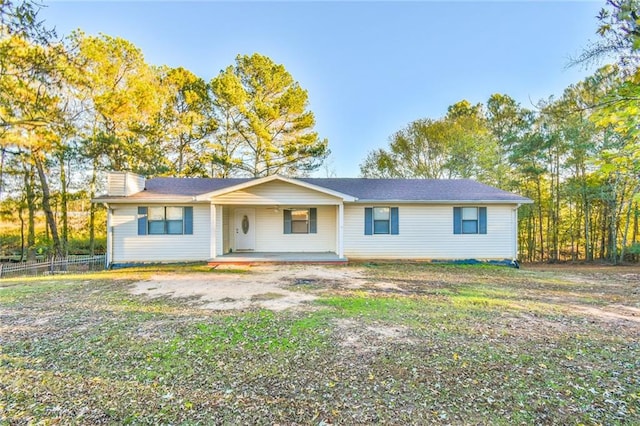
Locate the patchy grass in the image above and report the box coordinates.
[111,262,253,275]
[1,264,639,424]
[250,292,286,301]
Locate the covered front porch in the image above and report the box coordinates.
[209,251,348,265]
[202,175,353,262]
[211,203,345,260]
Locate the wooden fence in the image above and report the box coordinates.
[0,255,106,279]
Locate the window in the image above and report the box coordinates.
[453,207,487,235]
[373,207,390,234]
[291,209,309,233]
[138,206,193,235]
[149,206,185,234]
[364,207,399,235]
[462,207,478,234]
[284,208,317,234]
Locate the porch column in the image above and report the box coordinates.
[210,203,217,259]
[337,203,344,258]
[217,205,224,256]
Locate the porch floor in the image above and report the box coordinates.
[209,252,348,265]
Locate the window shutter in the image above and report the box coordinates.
[453,207,462,234]
[309,208,317,234]
[479,207,487,234]
[184,207,193,235]
[137,207,148,235]
[283,209,292,234]
[390,207,399,235]
[364,207,373,235]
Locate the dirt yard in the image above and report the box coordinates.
[3,262,639,424]
[130,264,369,310]
[130,263,640,323]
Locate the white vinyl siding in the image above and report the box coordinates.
[111,204,211,262]
[106,172,144,196]
[343,204,516,260]
[107,173,126,196]
[230,206,336,252]
[213,180,341,205]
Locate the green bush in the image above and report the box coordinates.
[66,236,106,255]
[0,233,106,257]
[628,242,640,255]
[0,234,22,257]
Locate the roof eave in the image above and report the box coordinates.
[350,199,533,204]
[92,196,205,204]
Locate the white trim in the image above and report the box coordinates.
[352,199,533,205]
[92,197,204,204]
[337,203,344,258]
[105,203,112,267]
[96,197,532,205]
[210,204,217,259]
[511,204,520,260]
[216,204,224,257]
[194,175,357,202]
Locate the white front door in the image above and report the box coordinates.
[234,208,256,251]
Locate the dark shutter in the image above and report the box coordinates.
[137,207,148,235]
[390,207,399,235]
[283,209,292,234]
[184,207,193,235]
[453,207,462,234]
[479,207,487,234]
[364,207,373,235]
[309,208,317,234]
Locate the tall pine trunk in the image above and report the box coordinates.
[89,163,97,256]
[18,199,25,262]
[619,184,639,263]
[553,149,561,261]
[620,198,633,262]
[633,202,639,262]
[58,151,69,256]
[584,195,592,261]
[24,164,36,260]
[34,153,63,258]
[536,178,545,262]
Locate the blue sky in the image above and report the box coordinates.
[41,1,603,177]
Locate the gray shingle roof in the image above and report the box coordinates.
[97,176,530,203]
[144,177,250,196]
[300,178,531,202]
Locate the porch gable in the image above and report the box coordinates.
[209,179,346,206]
[196,174,355,204]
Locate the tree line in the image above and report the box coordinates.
[0,1,328,258]
[1,0,638,263]
[360,1,640,263]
